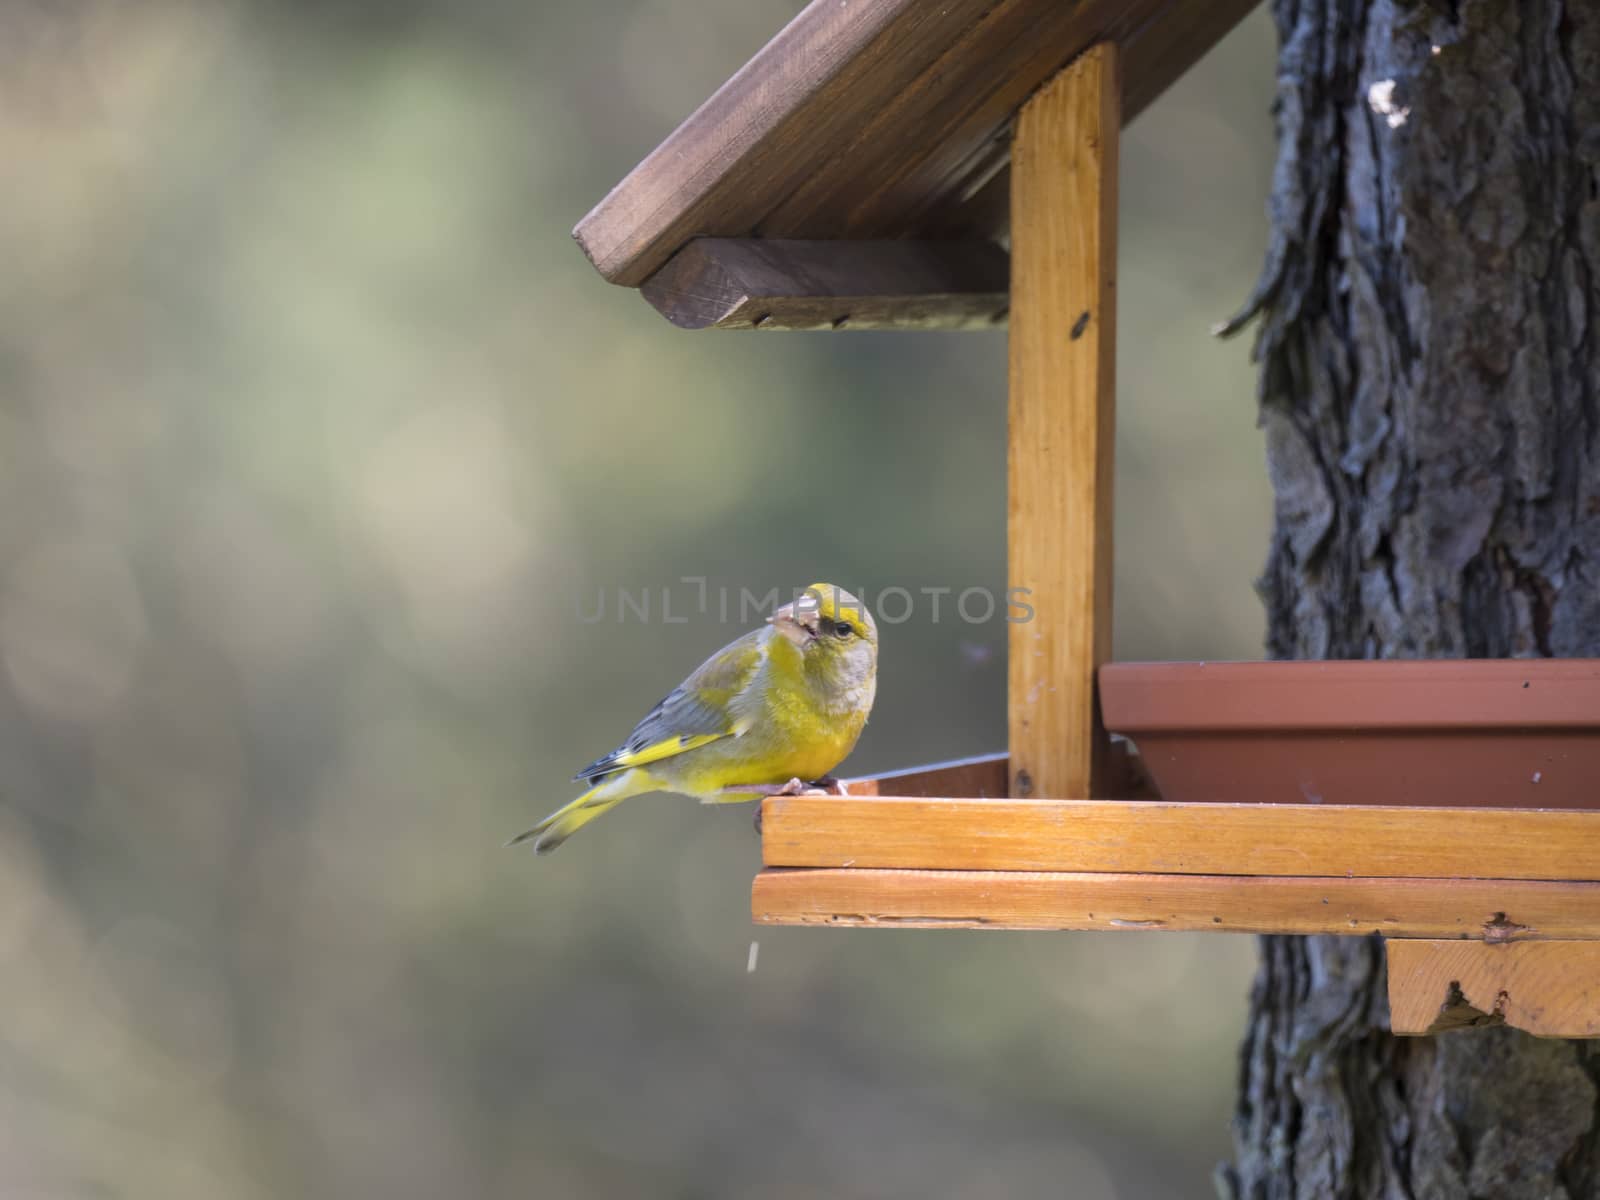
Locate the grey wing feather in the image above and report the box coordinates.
[573,629,765,783]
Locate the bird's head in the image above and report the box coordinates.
[767,583,878,676]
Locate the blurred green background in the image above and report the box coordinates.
[0,2,1275,1195]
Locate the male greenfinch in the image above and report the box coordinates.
[511,583,878,854]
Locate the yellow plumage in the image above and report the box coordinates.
[510,583,878,854]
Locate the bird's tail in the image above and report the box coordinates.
[507,776,632,855]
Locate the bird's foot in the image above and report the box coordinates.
[740,777,838,837]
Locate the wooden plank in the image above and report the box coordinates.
[752,869,1600,939]
[574,0,1261,287]
[1387,939,1600,1037]
[758,796,1600,881]
[638,238,1008,331]
[1008,46,1119,801]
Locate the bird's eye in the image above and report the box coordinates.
[834,622,853,638]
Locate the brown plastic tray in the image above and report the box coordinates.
[1099,660,1600,809]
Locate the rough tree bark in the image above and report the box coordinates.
[1217,1,1600,1197]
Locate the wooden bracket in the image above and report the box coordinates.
[1008,44,1119,800]
[1387,939,1600,1038]
[639,238,1009,330]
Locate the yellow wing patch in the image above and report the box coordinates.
[607,732,727,772]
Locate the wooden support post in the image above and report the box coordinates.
[1387,939,1600,1038]
[1008,44,1119,800]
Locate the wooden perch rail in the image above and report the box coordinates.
[761,795,1600,881]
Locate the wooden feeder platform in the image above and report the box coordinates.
[579,0,1600,1039]
[755,753,1600,1038]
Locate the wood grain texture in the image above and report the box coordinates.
[1008,46,1119,801]
[758,796,1600,881]
[1387,939,1600,1037]
[638,238,1008,331]
[751,870,1600,939]
[574,0,1261,287]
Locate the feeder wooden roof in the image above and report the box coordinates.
[575,0,1261,325]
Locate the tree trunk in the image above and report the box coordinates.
[1219,1,1600,1196]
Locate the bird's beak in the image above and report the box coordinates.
[767,599,818,647]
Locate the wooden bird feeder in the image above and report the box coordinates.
[576,0,1600,1038]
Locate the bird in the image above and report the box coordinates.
[510,583,878,854]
